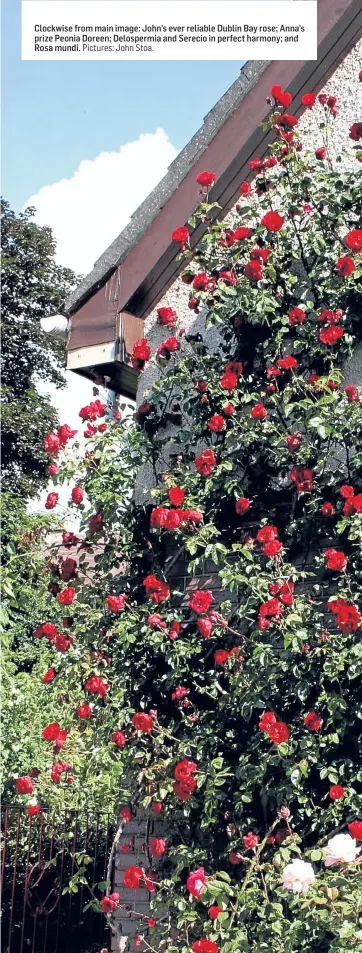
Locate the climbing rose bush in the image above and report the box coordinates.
[13,79,362,951]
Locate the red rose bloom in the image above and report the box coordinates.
[220,371,238,391]
[345,385,359,403]
[192,941,219,953]
[44,432,61,455]
[42,667,56,683]
[321,502,335,517]
[189,590,213,614]
[301,92,316,107]
[54,634,72,653]
[16,776,34,795]
[277,355,298,370]
[240,182,251,194]
[71,486,83,504]
[259,711,276,732]
[329,785,344,801]
[287,434,301,453]
[78,703,92,718]
[251,403,267,420]
[268,721,289,744]
[57,587,75,606]
[243,833,260,849]
[336,604,361,633]
[320,326,344,345]
[208,905,222,920]
[157,307,177,327]
[45,492,59,510]
[168,487,185,506]
[315,148,327,160]
[171,226,189,245]
[304,712,323,731]
[289,307,306,326]
[244,260,263,281]
[336,256,355,276]
[123,866,144,889]
[214,649,229,666]
[174,759,197,781]
[112,730,126,747]
[257,525,278,543]
[42,722,61,741]
[261,211,285,232]
[208,415,225,433]
[235,497,250,515]
[251,247,270,263]
[157,337,179,359]
[132,712,154,734]
[345,229,362,252]
[197,617,213,639]
[48,463,60,476]
[291,466,313,494]
[270,85,292,107]
[325,549,347,572]
[340,484,355,499]
[149,837,166,857]
[249,158,264,171]
[27,805,41,817]
[106,594,128,612]
[232,226,251,242]
[223,403,235,416]
[348,821,362,840]
[196,171,216,187]
[228,851,243,864]
[173,777,197,800]
[85,676,109,697]
[349,122,362,141]
[195,448,216,476]
[143,575,170,604]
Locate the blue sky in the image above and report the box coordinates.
[2,0,243,212]
[2,0,245,505]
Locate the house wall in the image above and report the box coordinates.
[134,38,362,505]
[113,39,361,950]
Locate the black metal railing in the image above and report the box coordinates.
[1,806,114,953]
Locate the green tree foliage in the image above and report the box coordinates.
[1,200,76,499]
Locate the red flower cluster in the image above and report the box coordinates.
[320,326,344,345]
[208,414,225,433]
[157,337,179,359]
[143,575,170,604]
[270,84,292,108]
[257,525,283,558]
[157,307,177,327]
[174,759,197,800]
[132,712,154,734]
[85,675,109,697]
[328,598,361,633]
[195,448,216,476]
[131,339,151,369]
[16,776,34,795]
[289,307,306,326]
[324,549,347,572]
[261,210,285,232]
[304,712,323,731]
[189,590,213,614]
[100,893,120,913]
[106,594,128,611]
[192,942,219,953]
[235,497,250,515]
[259,712,289,744]
[291,466,313,494]
[196,171,216,187]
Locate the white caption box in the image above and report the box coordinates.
[22,1,317,61]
